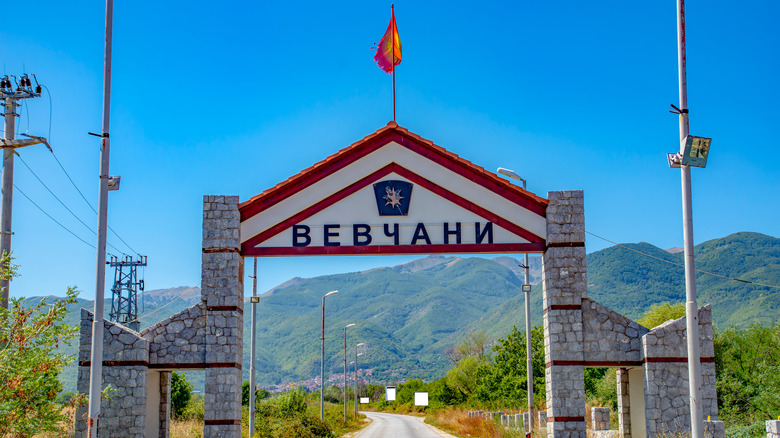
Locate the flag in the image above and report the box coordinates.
[373,8,402,73]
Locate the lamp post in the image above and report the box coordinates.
[497,167,534,432]
[354,344,364,418]
[249,258,260,436]
[343,323,355,422]
[664,3,711,438]
[320,290,338,420]
[348,360,355,417]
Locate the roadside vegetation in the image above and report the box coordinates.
[358,302,780,438]
[2,243,777,438]
[168,371,365,438]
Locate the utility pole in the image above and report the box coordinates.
[0,74,46,308]
[87,0,115,435]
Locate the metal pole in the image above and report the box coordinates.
[87,0,114,435]
[524,252,534,432]
[0,97,15,308]
[675,2,703,438]
[354,350,358,418]
[344,328,348,422]
[320,296,325,420]
[249,258,258,436]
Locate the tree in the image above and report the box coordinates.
[637,302,685,329]
[171,371,193,419]
[0,251,80,437]
[444,331,489,365]
[475,325,545,406]
[715,324,780,425]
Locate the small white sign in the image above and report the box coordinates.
[386,386,396,401]
[414,392,428,406]
[360,397,370,404]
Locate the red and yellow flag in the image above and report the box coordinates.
[373,8,402,73]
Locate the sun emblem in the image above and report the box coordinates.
[383,186,404,211]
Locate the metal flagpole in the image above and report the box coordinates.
[87,0,114,435]
[675,1,703,438]
[391,4,396,122]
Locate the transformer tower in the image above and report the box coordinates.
[108,255,147,332]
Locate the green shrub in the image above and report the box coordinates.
[170,371,193,419]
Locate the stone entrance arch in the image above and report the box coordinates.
[541,190,719,438]
[76,122,717,438]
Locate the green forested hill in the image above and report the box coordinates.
[49,232,778,392]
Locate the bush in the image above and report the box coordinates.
[181,394,204,421]
[243,380,271,406]
[278,388,309,417]
[0,260,80,438]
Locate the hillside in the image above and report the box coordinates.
[49,232,778,392]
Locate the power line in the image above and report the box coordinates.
[39,85,140,257]
[14,156,127,256]
[11,183,117,257]
[47,150,140,255]
[585,230,780,290]
[127,284,201,325]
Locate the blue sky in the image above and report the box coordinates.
[1,1,778,300]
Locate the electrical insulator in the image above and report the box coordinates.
[35,85,42,94]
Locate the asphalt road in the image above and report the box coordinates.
[354,411,452,438]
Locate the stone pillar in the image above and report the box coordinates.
[543,190,587,438]
[202,195,244,438]
[593,407,611,431]
[617,368,631,438]
[524,412,531,432]
[159,371,171,438]
[766,421,780,438]
[74,310,149,438]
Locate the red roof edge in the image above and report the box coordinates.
[238,122,549,218]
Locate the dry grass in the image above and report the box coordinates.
[170,418,203,438]
[427,407,508,438]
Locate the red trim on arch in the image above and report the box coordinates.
[240,163,545,253]
[244,242,546,257]
[239,123,548,221]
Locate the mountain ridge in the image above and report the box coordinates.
[47,231,778,392]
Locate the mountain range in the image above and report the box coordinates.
[51,231,778,392]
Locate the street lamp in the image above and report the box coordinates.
[354,343,364,418]
[497,166,534,431]
[343,323,356,422]
[320,290,338,420]
[666,3,711,438]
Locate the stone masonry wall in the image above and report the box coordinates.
[582,298,648,363]
[543,190,587,438]
[75,310,149,438]
[141,302,207,366]
[201,195,244,438]
[642,305,718,437]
